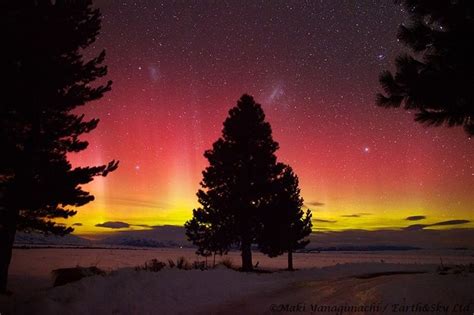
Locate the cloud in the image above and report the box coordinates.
[431,220,470,227]
[313,219,337,224]
[341,213,372,218]
[406,215,426,221]
[72,223,83,226]
[306,201,325,207]
[133,224,152,228]
[95,221,130,229]
[405,220,470,231]
[109,197,172,210]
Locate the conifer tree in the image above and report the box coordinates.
[377,0,474,137]
[185,94,283,271]
[185,209,232,266]
[0,0,118,293]
[258,165,312,270]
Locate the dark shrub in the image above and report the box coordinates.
[167,259,176,268]
[176,257,190,270]
[192,261,207,270]
[135,259,166,272]
[52,266,105,287]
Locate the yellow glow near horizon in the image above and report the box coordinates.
[64,184,474,235]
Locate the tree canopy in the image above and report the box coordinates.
[377,0,474,137]
[185,94,313,271]
[0,0,117,293]
[185,94,284,271]
[258,165,312,270]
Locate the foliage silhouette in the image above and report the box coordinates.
[377,0,474,137]
[258,165,312,270]
[52,266,106,287]
[185,94,284,271]
[0,0,117,293]
[185,206,232,262]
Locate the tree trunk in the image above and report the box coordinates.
[0,209,18,294]
[241,240,253,271]
[287,249,294,271]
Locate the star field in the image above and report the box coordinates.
[69,0,473,234]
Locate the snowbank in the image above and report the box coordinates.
[15,267,286,314]
[6,262,466,315]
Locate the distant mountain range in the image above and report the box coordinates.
[99,225,191,248]
[300,245,421,252]
[15,231,92,246]
[14,225,191,249]
[14,225,474,251]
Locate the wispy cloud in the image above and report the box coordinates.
[406,215,426,221]
[306,201,325,207]
[405,220,470,231]
[95,221,130,229]
[341,213,372,218]
[432,220,470,227]
[313,219,337,224]
[108,197,172,210]
[134,224,152,228]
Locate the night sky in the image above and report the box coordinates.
[69,0,473,234]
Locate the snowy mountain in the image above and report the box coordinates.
[99,225,192,248]
[14,232,92,247]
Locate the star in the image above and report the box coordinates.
[67,0,473,233]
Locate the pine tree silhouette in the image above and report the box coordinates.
[0,0,118,293]
[185,94,284,271]
[258,165,312,270]
[377,0,474,137]
[185,209,232,266]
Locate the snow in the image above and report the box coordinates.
[1,248,473,314]
[5,262,474,314]
[16,268,279,314]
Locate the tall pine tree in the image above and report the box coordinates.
[185,94,283,271]
[0,0,118,293]
[258,165,312,270]
[377,0,474,137]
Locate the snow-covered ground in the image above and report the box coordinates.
[2,248,474,314]
[7,247,474,292]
